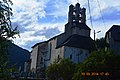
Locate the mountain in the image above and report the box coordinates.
[7,42,30,71]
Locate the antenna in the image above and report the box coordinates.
[77,0,79,3]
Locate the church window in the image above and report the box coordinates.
[73,19,75,22]
[58,55,60,59]
[41,57,43,62]
[57,55,60,62]
[70,54,72,59]
[79,20,81,23]
[40,57,43,64]
[73,12,76,15]
[109,32,111,38]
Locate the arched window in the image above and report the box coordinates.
[57,55,60,62]
[70,54,72,59]
[58,55,60,59]
[41,57,43,62]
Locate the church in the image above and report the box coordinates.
[30,3,95,73]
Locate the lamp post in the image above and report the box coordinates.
[94,30,101,41]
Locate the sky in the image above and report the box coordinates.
[10,0,120,51]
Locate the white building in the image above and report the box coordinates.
[30,3,95,73]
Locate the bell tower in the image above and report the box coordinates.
[68,3,86,24]
[65,3,90,37]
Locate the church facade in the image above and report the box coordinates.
[30,3,95,73]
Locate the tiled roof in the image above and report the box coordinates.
[57,34,96,51]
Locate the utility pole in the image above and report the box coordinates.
[94,30,101,41]
[94,30,95,41]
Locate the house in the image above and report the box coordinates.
[105,25,120,54]
[30,3,95,73]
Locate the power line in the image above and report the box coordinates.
[96,0,106,29]
[87,0,94,30]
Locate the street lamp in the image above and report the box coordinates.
[94,30,101,41]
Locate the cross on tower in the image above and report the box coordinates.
[77,0,79,3]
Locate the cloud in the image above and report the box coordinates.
[41,0,70,20]
[85,0,120,20]
[13,30,47,51]
[11,0,47,29]
[33,27,61,39]
[100,7,120,21]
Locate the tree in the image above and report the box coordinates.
[73,49,120,80]
[0,0,19,78]
[95,38,106,49]
[46,59,75,80]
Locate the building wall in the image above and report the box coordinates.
[48,38,57,64]
[44,38,65,67]
[56,46,64,59]
[36,42,48,69]
[30,37,90,70]
[30,46,38,72]
[65,25,90,38]
[64,46,89,63]
[24,61,31,72]
[106,30,120,54]
[30,38,64,70]
[48,38,63,64]
[114,41,120,54]
[78,29,90,37]
[72,28,90,37]
[44,43,50,68]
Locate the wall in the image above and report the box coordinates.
[48,39,56,64]
[30,46,38,72]
[24,61,31,72]
[36,42,48,69]
[64,46,89,63]
[114,41,120,54]
[106,31,120,54]
[78,29,90,37]
[71,27,89,37]
[45,38,64,67]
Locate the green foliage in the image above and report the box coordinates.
[0,0,19,39]
[73,49,120,80]
[72,63,83,80]
[95,38,106,49]
[0,0,19,79]
[0,61,16,79]
[46,50,120,80]
[46,58,75,80]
